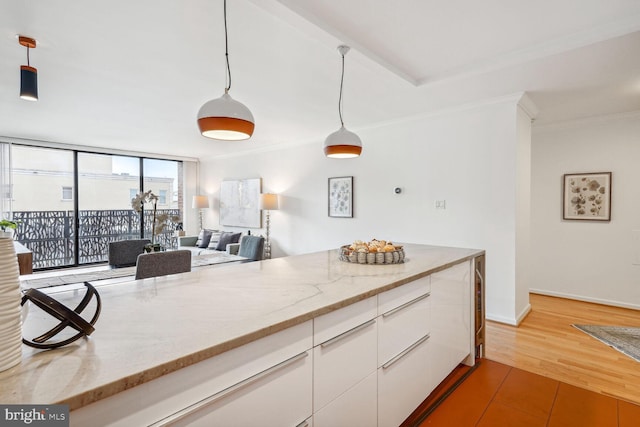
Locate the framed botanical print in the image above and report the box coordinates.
[562,172,611,221]
[328,176,353,218]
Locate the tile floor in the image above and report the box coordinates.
[417,359,640,427]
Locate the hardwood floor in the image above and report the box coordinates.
[485,293,640,405]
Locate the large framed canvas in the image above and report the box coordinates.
[219,178,262,228]
[328,176,353,218]
[562,172,611,221]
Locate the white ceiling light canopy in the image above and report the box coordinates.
[198,0,255,141]
[324,45,362,158]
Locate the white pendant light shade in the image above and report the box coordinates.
[324,45,362,158]
[324,126,362,158]
[198,92,255,140]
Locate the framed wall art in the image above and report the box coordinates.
[562,172,611,221]
[328,176,353,218]
[219,178,262,228]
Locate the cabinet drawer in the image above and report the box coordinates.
[378,275,430,315]
[378,334,433,427]
[314,296,377,345]
[314,317,377,411]
[161,349,312,427]
[314,371,377,427]
[71,321,312,427]
[378,291,430,367]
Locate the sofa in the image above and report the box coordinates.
[178,230,243,256]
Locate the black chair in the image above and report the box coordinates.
[135,250,192,280]
[108,239,151,268]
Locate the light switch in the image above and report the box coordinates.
[435,200,446,209]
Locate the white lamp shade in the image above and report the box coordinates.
[323,126,362,158]
[260,193,279,210]
[197,92,255,140]
[192,195,210,209]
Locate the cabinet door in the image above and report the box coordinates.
[430,261,472,386]
[378,290,430,367]
[378,334,432,427]
[160,350,313,427]
[313,295,377,414]
[314,371,377,427]
[314,318,377,411]
[71,321,313,427]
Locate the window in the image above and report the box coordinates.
[11,145,183,270]
[62,186,73,201]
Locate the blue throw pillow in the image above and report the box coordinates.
[197,229,213,248]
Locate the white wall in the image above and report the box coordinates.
[531,112,640,309]
[199,95,534,324]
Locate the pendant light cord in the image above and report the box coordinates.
[26,46,31,67]
[224,0,231,93]
[338,52,345,127]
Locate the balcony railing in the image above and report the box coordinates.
[12,209,181,270]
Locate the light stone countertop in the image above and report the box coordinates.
[0,243,483,411]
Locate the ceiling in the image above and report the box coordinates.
[1,0,640,160]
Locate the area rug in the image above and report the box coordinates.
[572,324,640,362]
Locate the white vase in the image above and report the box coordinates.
[0,237,22,372]
[0,230,13,239]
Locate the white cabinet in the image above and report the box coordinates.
[378,276,430,366]
[314,372,377,427]
[378,334,432,427]
[377,276,432,427]
[164,350,312,426]
[71,321,313,427]
[313,297,377,425]
[430,261,473,386]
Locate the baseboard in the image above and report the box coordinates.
[516,303,532,325]
[530,289,640,311]
[485,313,518,326]
[486,302,532,326]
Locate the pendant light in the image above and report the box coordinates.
[324,45,362,158]
[18,36,38,101]
[197,0,255,141]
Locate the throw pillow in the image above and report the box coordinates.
[207,231,223,249]
[197,229,213,248]
[215,231,242,251]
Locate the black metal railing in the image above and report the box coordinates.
[12,209,181,269]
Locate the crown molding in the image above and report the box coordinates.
[532,110,640,134]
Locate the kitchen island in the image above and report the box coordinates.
[1,243,484,426]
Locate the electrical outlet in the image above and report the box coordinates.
[435,200,446,209]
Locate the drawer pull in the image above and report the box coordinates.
[320,319,376,348]
[382,292,430,318]
[382,333,430,370]
[150,351,309,426]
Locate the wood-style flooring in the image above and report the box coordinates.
[485,293,640,405]
[407,293,640,426]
